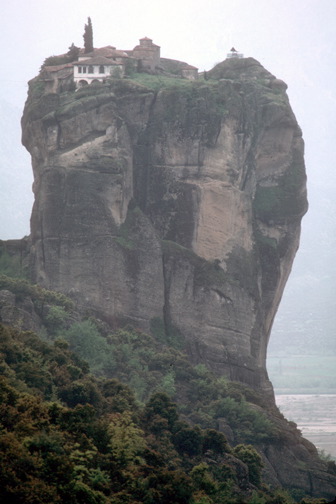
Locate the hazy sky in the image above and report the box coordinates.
[1,1,336,349]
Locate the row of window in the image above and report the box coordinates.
[77,65,105,74]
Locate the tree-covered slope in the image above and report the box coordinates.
[0,323,282,504]
[0,268,336,501]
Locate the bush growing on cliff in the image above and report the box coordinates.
[41,44,79,69]
[44,305,69,335]
[67,42,80,61]
[63,320,115,376]
[42,54,71,67]
[0,274,74,310]
[124,58,137,77]
[211,396,277,443]
[233,444,263,487]
[0,249,27,279]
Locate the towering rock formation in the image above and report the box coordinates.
[22,56,307,394]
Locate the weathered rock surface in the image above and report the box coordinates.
[22,57,307,394]
[13,55,336,498]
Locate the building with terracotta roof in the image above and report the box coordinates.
[78,46,129,62]
[70,37,198,88]
[73,55,124,87]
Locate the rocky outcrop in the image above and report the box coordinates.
[22,57,307,394]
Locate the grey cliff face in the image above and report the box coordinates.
[22,57,307,393]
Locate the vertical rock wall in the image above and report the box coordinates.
[22,57,307,391]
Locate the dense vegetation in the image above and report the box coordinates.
[0,324,270,503]
[2,322,329,504]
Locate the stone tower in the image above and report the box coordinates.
[132,37,160,71]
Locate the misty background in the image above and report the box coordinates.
[1,0,335,392]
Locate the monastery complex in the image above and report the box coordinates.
[41,37,199,92]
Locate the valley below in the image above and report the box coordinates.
[276,394,336,459]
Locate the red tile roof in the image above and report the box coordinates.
[79,47,129,59]
[73,56,120,66]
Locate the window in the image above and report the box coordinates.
[78,67,82,73]
[99,65,105,74]
[88,65,94,73]
[83,66,87,73]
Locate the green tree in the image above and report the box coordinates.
[233,444,263,487]
[59,403,97,433]
[101,379,136,413]
[58,378,102,408]
[108,411,145,467]
[143,469,193,504]
[44,305,68,335]
[160,370,176,396]
[83,17,93,53]
[64,320,114,375]
[173,426,203,457]
[190,463,218,496]
[144,393,178,432]
[67,43,80,61]
[202,429,229,455]
[0,249,27,278]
